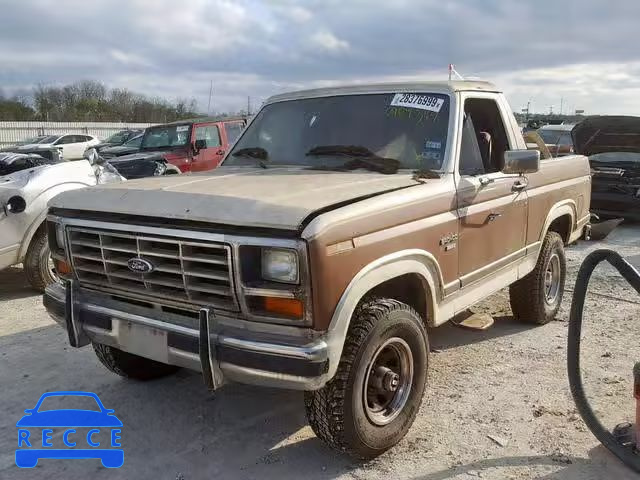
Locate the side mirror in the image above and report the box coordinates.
[502,149,540,175]
[194,139,207,152]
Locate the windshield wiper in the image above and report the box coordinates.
[306,145,400,174]
[232,147,269,168]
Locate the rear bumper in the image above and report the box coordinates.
[44,282,330,390]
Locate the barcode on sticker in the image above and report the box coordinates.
[390,93,444,113]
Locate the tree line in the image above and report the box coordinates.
[0,80,200,123]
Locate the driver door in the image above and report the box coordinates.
[456,96,527,286]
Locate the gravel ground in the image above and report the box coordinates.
[1,225,640,479]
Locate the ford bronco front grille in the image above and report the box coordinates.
[67,227,238,311]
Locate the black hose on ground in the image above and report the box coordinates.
[568,249,640,473]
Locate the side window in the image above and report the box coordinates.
[459,114,485,176]
[55,136,72,145]
[462,98,511,174]
[195,125,221,148]
[224,122,244,144]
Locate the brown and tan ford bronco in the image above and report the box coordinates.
[44,81,591,458]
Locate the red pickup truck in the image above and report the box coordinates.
[109,116,247,173]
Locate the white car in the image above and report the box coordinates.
[0,151,124,290]
[17,134,100,160]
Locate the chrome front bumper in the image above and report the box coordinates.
[44,282,330,390]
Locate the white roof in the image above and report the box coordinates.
[265,80,500,105]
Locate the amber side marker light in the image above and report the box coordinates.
[55,259,72,275]
[263,297,304,318]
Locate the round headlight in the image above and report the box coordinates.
[261,248,299,284]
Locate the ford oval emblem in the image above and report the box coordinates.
[127,257,154,273]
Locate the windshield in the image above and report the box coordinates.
[124,135,143,147]
[38,135,60,144]
[225,93,451,171]
[105,131,130,143]
[590,152,640,164]
[18,135,44,145]
[141,125,190,149]
[538,129,573,146]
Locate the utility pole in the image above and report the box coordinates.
[207,80,213,115]
[247,96,251,115]
[560,97,564,116]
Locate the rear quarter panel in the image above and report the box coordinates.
[525,154,591,245]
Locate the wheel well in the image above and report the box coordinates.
[365,273,431,326]
[548,214,572,244]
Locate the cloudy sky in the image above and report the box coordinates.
[1,0,639,116]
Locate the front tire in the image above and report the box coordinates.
[24,229,58,292]
[93,343,179,380]
[304,299,429,459]
[510,231,566,324]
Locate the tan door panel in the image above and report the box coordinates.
[456,174,527,285]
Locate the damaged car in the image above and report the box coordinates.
[0,151,124,291]
[106,152,181,179]
[573,116,640,221]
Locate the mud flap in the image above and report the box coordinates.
[64,280,90,348]
[199,308,224,391]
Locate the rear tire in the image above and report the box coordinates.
[304,298,429,459]
[93,343,179,380]
[24,229,57,292]
[510,231,566,324]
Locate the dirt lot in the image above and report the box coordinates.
[1,226,639,479]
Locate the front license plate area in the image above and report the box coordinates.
[118,321,168,363]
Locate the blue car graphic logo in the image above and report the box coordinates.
[16,391,123,468]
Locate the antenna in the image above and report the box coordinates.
[207,80,213,115]
[448,64,464,81]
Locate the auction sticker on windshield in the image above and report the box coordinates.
[390,93,444,113]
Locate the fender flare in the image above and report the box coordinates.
[539,200,577,244]
[18,210,48,262]
[18,181,94,262]
[324,249,443,380]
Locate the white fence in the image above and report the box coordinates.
[0,121,156,146]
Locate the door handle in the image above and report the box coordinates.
[216,149,225,155]
[487,212,502,222]
[512,179,528,192]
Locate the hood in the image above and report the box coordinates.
[106,150,166,162]
[572,116,640,156]
[95,142,119,150]
[101,145,139,157]
[49,166,420,231]
[108,151,165,164]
